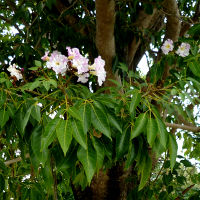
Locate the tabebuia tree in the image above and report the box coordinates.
[0,0,200,199]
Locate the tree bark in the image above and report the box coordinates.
[95,0,116,87]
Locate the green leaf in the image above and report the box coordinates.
[91,101,111,140]
[72,118,87,149]
[31,104,41,122]
[107,113,122,133]
[15,110,24,135]
[68,106,82,121]
[180,159,193,167]
[147,117,157,147]
[0,159,8,174]
[0,109,9,128]
[56,119,72,156]
[15,104,34,136]
[34,60,42,67]
[125,142,136,169]
[77,145,97,184]
[156,118,168,149]
[80,103,91,134]
[7,104,16,118]
[188,61,200,77]
[92,137,105,171]
[29,80,41,91]
[129,90,141,117]
[0,174,5,192]
[118,62,128,72]
[169,134,178,170]
[31,126,48,167]
[152,137,166,158]
[43,81,50,91]
[41,158,54,191]
[28,66,40,71]
[144,3,153,15]
[138,155,152,191]
[116,127,130,160]
[49,79,57,88]
[131,113,148,139]
[41,117,61,150]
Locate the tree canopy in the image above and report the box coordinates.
[0,0,200,199]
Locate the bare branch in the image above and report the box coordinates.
[165,122,200,133]
[95,0,116,86]
[55,0,87,36]
[4,153,30,166]
[127,8,163,68]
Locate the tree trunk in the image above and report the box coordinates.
[72,163,135,200]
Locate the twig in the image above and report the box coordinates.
[152,156,167,184]
[4,153,30,166]
[175,184,195,200]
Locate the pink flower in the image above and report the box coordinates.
[7,64,23,80]
[66,47,81,59]
[41,51,50,61]
[89,56,106,86]
[67,47,89,74]
[46,51,68,75]
[161,39,174,55]
[176,43,190,57]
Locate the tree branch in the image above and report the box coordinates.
[95,0,116,86]
[165,122,200,133]
[175,184,195,200]
[55,0,87,36]
[4,153,30,166]
[127,8,163,68]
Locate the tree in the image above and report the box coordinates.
[0,0,200,199]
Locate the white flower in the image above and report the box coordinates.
[46,51,68,75]
[161,39,174,55]
[176,43,190,57]
[7,64,23,80]
[89,56,106,86]
[77,73,89,83]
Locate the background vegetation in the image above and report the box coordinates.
[0,0,200,199]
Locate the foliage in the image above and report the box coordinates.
[0,0,200,199]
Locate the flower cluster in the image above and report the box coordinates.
[41,47,106,86]
[7,64,23,80]
[161,39,190,57]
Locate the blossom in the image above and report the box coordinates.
[46,51,68,75]
[7,64,23,80]
[41,51,50,61]
[66,47,81,60]
[77,73,89,83]
[161,39,174,55]
[176,43,190,57]
[66,47,89,74]
[89,56,106,86]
